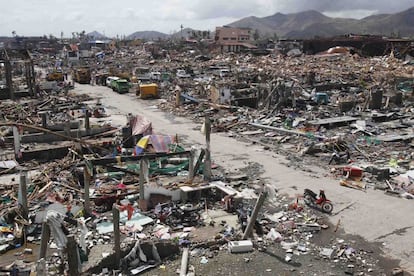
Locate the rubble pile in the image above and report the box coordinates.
[0,37,413,275]
[148,52,414,199]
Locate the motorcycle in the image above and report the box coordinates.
[303,189,333,214]
[329,150,350,165]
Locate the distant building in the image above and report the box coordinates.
[63,44,80,65]
[214,26,257,53]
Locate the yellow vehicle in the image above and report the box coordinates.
[46,69,64,81]
[73,67,91,84]
[137,83,159,99]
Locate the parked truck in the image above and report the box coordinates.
[137,83,159,99]
[46,68,64,82]
[111,79,130,94]
[73,67,91,84]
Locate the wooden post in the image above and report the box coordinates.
[67,235,80,276]
[65,119,72,137]
[179,247,189,276]
[242,192,267,240]
[29,61,35,96]
[18,171,28,248]
[85,110,90,133]
[192,149,205,179]
[19,171,28,219]
[13,126,20,159]
[24,62,29,93]
[40,112,48,128]
[175,87,181,107]
[5,60,13,100]
[112,205,121,268]
[39,222,50,259]
[83,168,91,214]
[203,116,212,181]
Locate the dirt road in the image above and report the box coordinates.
[74,84,414,273]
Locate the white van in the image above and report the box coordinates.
[106,76,119,87]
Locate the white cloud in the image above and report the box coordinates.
[0,0,413,37]
[323,9,379,19]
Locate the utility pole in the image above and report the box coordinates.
[180,24,184,40]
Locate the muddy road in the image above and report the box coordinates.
[73,83,414,274]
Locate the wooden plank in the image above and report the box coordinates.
[308,116,357,125]
[89,151,191,166]
[375,133,414,142]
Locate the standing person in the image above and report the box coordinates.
[91,70,96,86]
[222,193,237,212]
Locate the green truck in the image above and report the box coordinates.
[110,79,130,94]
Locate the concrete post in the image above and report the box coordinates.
[179,247,189,276]
[39,222,50,259]
[67,235,80,276]
[64,121,71,137]
[13,126,21,159]
[242,192,267,240]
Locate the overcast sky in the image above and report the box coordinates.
[1,0,413,37]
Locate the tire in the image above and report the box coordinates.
[321,202,333,214]
[165,216,176,226]
[190,212,201,223]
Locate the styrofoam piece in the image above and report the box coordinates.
[228,240,253,253]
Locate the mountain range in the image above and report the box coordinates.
[126,31,169,40]
[87,6,414,41]
[228,7,414,39]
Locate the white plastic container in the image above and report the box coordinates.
[228,240,253,253]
